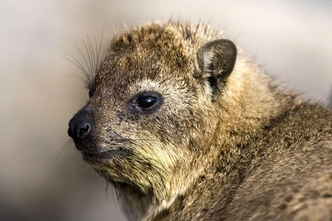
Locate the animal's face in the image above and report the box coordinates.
[68,22,237,198]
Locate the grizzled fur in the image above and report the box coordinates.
[68,21,332,221]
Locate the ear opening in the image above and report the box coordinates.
[197,39,237,98]
[207,76,218,92]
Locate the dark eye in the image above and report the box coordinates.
[130,92,162,113]
[136,96,158,109]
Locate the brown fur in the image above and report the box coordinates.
[68,21,332,220]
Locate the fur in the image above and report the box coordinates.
[68,21,332,221]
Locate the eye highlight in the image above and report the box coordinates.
[136,96,158,109]
[130,91,162,114]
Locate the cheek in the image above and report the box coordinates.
[138,109,193,146]
[130,132,190,176]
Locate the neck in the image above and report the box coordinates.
[113,183,151,221]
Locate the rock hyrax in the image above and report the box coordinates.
[68,21,332,221]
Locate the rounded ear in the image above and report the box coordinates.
[197,39,237,98]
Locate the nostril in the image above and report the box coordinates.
[68,106,93,141]
[68,120,92,141]
[77,123,91,140]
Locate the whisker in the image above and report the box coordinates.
[81,37,94,75]
[72,41,93,82]
[112,184,122,208]
[63,53,90,81]
[64,25,108,89]
[88,35,96,74]
[64,72,90,87]
[94,35,100,73]
[105,181,110,203]
[83,164,90,171]
[95,23,107,73]
[57,139,73,158]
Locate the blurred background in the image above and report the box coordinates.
[1,0,332,220]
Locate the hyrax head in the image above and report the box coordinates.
[68,22,237,199]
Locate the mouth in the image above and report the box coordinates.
[80,146,129,163]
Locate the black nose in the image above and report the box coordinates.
[68,107,93,141]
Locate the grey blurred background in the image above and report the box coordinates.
[1,0,332,220]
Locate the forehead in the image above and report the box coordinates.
[94,25,197,93]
